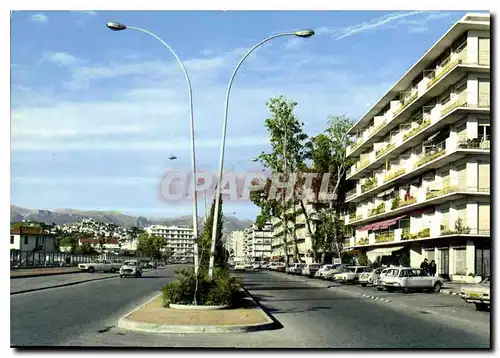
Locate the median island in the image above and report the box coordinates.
[118,267,275,333]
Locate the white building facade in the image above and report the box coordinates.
[243,224,273,262]
[146,225,195,260]
[344,13,490,281]
[229,230,245,258]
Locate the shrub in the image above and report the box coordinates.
[162,267,242,307]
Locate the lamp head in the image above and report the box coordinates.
[294,29,315,38]
[106,22,127,31]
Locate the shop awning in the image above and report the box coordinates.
[367,246,405,261]
[358,215,407,231]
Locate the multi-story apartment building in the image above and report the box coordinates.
[243,223,273,262]
[229,230,245,258]
[344,13,490,281]
[271,203,319,263]
[145,225,195,260]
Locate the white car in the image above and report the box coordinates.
[233,263,246,272]
[302,263,322,277]
[78,259,121,273]
[314,264,334,278]
[323,264,349,280]
[287,263,307,275]
[381,267,443,293]
[359,267,384,287]
[333,266,370,284]
[119,260,143,278]
[461,276,490,311]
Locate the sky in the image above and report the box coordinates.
[10,9,475,220]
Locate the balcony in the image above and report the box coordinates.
[346,188,358,201]
[457,137,490,150]
[376,142,396,159]
[375,230,395,243]
[384,168,406,183]
[391,196,417,210]
[347,120,389,156]
[401,228,430,241]
[402,118,431,142]
[414,141,446,168]
[393,90,419,117]
[357,237,369,245]
[369,203,386,217]
[361,177,377,193]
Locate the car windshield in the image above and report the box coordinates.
[347,267,357,272]
[481,276,491,285]
[124,261,136,266]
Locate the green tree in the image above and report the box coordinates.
[357,251,369,266]
[199,195,224,272]
[59,236,78,252]
[75,243,97,255]
[136,232,166,260]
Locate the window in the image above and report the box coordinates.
[10,235,14,244]
[478,124,491,141]
[454,248,466,275]
[24,236,28,245]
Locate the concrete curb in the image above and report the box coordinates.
[117,291,277,334]
[11,270,82,280]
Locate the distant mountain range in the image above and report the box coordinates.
[10,205,253,233]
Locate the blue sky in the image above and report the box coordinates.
[11,10,473,220]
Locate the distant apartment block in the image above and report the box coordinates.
[344,13,490,281]
[146,225,195,259]
[229,230,245,258]
[243,223,273,261]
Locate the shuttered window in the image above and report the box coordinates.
[478,161,490,192]
[441,209,450,231]
[478,79,490,108]
[456,163,467,190]
[478,38,490,66]
[478,204,490,235]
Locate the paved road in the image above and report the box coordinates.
[59,270,490,348]
[10,265,186,347]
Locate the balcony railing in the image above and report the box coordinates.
[357,157,370,170]
[375,230,395,243]
[347,120,388,155]
[357,238,369,245]
[414,140,446,168]
[361,177,377,193]
[369,203,386,217]
[346,188,358,200]
[401,228,430,241]
[349,212,363,222]
[391,196,417,210]
[426,56,463,89]
[402,118,431,141]
[376,142,396,158]
[384,168,406,183]
[457,137,490,150]
[393,90,419,117]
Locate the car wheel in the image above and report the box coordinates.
[475,303,488,311]
[361,283,367,287]
[353,278,359,285]
[402,287,410,294]
[433,282,442,293]
[88,267,95,273]
[119,275,123,278]
[110,268,116,273]
[386,287,394,293]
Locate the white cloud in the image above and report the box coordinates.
[317,11,454,40]
[29,13,48,23]
[78,10,97,16]
[43,52,79,67]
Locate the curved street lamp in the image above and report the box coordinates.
[208,29,315,279]
[106,22,201,275]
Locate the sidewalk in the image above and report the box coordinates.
[11,267,80,279]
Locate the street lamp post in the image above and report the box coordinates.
[106,22,201,275]
[208,29,315,279]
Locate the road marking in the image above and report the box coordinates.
[360,293,391,303]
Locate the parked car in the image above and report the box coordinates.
[461,276,490,311]
[315,264,338,279]
[359,267,384,287]
[251,263,262,270]
[119,260,143,278]
[78,259,121,273]
[302,263,322,277]
[234,263,246,272]
[287,263,307,275]
[333,266,370,284]
[374,267,391,290]
[276,263,286,272]
[380,267,443,293]
[323,264,349,280]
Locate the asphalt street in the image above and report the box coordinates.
[10,265,186,347]
[55,270,490,348]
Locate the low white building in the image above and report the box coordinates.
[10,226,57,252]
[146,225,195,260]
